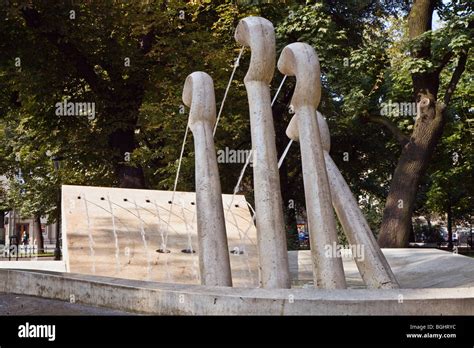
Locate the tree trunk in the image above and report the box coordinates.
[108,124,147,189]
[105,84,148,189]
[378,0,446,247]
[378,100,445,247]
[33,215,44,254]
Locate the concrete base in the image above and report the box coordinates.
[1,249,473,315]
[0,268,473,315]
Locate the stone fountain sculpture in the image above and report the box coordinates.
[278,42,346,289]
[187,17,398,290]
[281,44,398,289]
[234,16,291,289]
[182,72,233,287]
[11,15,474,316]
[286,111,399,289]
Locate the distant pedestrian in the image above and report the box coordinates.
[22,231,28,245]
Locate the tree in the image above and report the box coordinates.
[424,97,474,249]
[271,0,472,247]
[1,1,222,189]
[377,0,472,247]
[0,0,471,251]
[275,0,407,242]
[0,1,252,223]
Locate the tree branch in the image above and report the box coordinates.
[361,113,410,146]
[139,28,156,55]
[444,50,468,105]
[436,19,473,74]
[436,50,454,73]
[21,7,111,98]
[408,0,435,58]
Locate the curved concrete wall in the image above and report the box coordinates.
[1,269,473,315]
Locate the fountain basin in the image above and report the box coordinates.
[0,268,473,315]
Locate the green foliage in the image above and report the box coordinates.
[424,107,474,223]
[0,0,471,243]
[413,223,444,244]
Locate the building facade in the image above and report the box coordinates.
[2,210,57,248]
[0,176,57,249]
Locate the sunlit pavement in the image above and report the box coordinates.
[0,293,132,315]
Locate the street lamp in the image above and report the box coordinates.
[52,156,64,260]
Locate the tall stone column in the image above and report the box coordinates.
[278,42,346,289]
[235,16,290,289]
[182,71,232,287]
[286,112,399,289]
